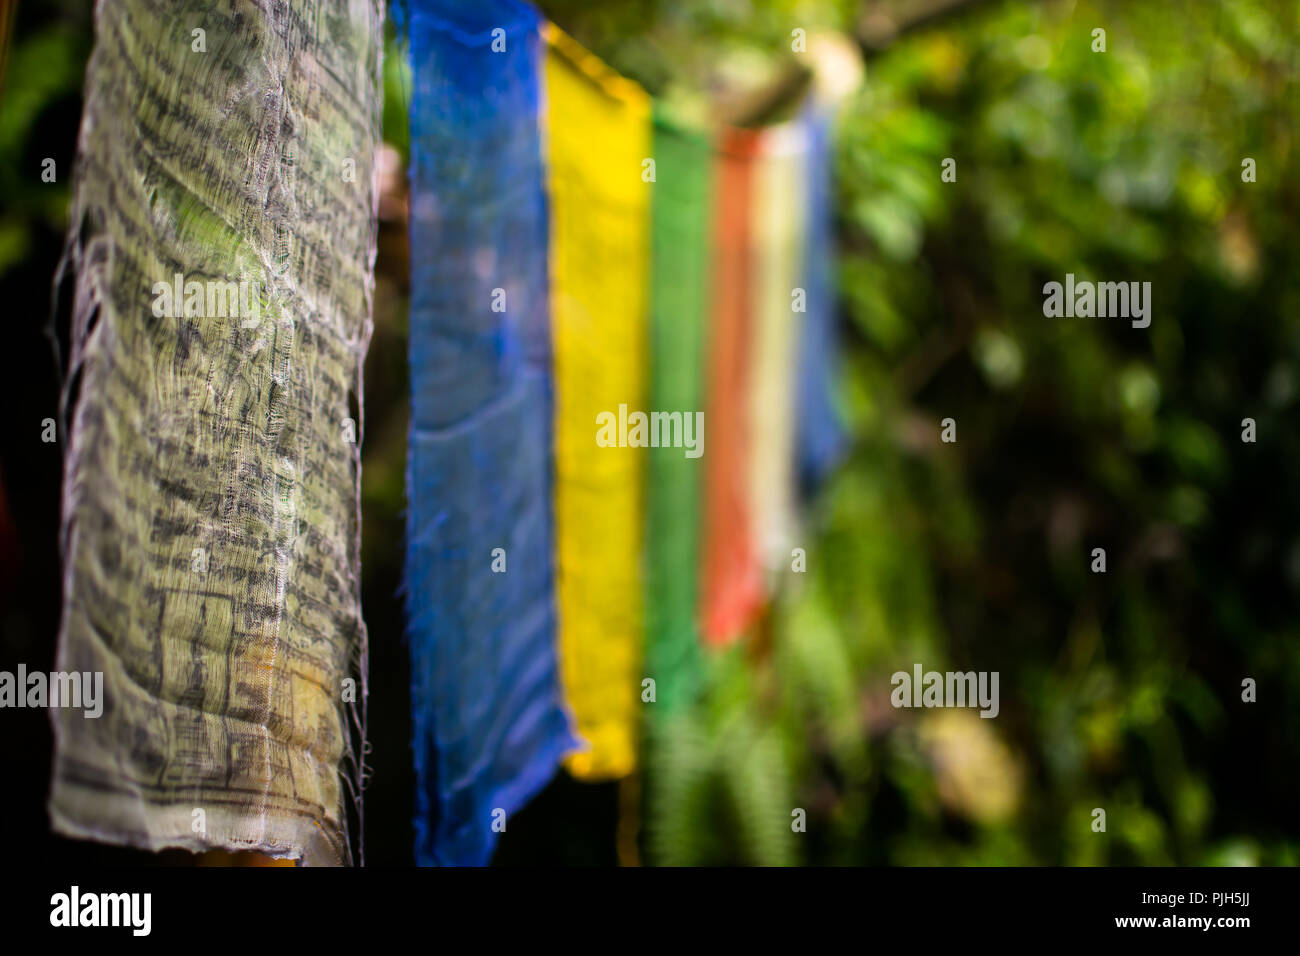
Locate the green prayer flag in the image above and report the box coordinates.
[644,108,712,715]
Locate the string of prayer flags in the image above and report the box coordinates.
[46,0,847,868]
[400,0,847,861]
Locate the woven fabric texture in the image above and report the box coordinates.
[50,0,383,865]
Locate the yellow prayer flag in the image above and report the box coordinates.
[545,24,651,781]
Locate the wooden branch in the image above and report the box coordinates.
[719,61,812,128]
[857,0,999,57]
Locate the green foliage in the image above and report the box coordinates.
[0,13,90,276]
[610,0,1300,865]
[647,648,798,866]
